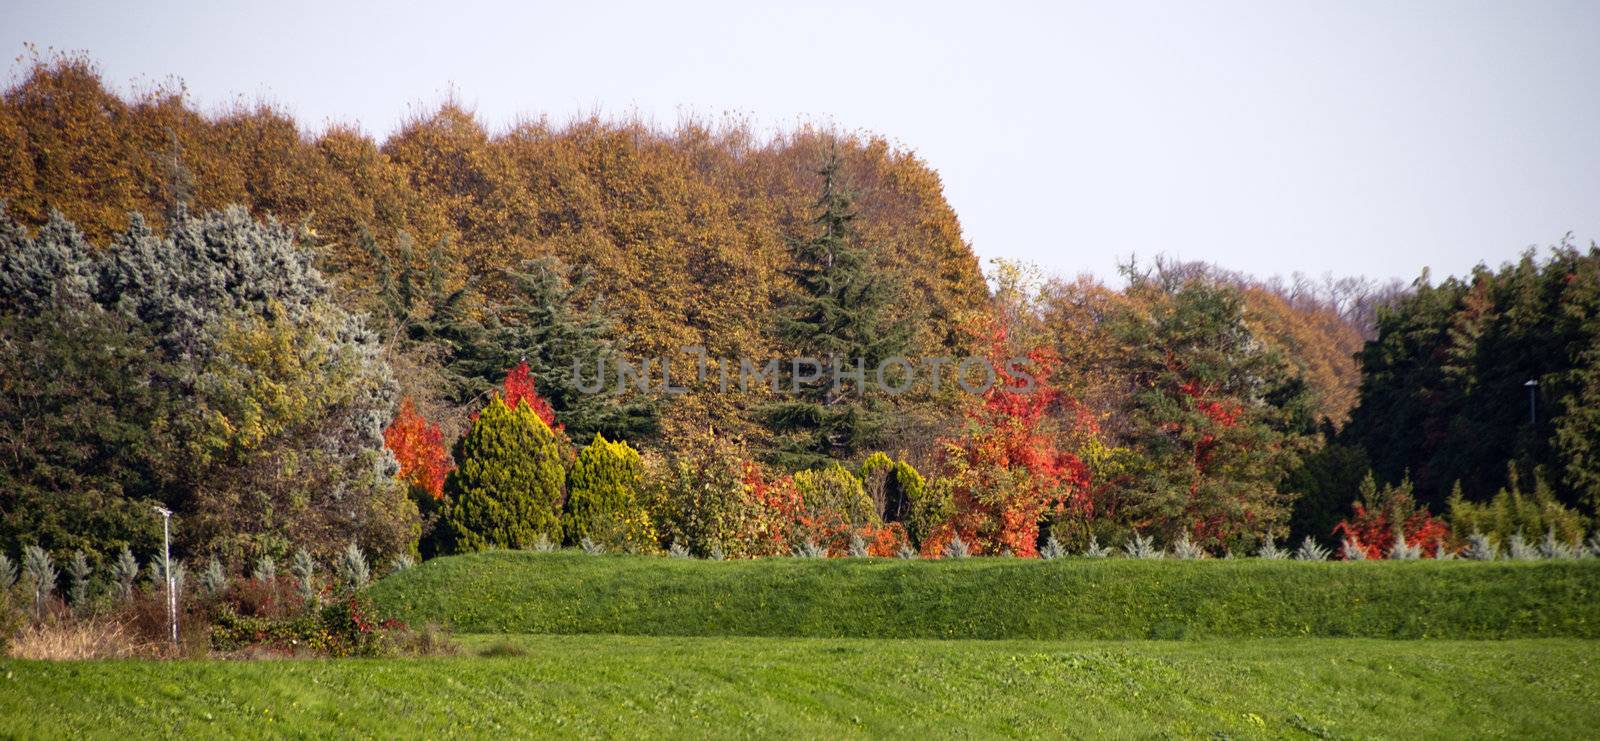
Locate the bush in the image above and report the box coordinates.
[790,463,879,554]
[370,551,1600,640]
[438,397,566,553]
[563,434,656,553]
[1449,469,1589,552]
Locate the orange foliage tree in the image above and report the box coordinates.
[939,320,1090,557]
[383,398,454,500]
[1333,474,1451,558]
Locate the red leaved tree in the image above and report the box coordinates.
[939,319,1091,557]
[1333,474,1451,558]
[384,398,454,500]
[499,360,561,430]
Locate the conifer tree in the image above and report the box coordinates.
[438,397,566,553]
[563,434,656,552]
[764,149,908,468]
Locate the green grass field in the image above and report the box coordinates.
[369,551,1600,639]
[8,553,1600,738]
[3,636,1598,738]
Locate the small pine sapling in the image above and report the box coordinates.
[338,544,371,591]
[895,543,919,559]
[1256,538,1289,559]
[793,540,826,558]
[1296,536,1329,561]
[66,551,93,607]
[1083,536,1111,558]
[112,547,139,600]
[291,548,320,605]
[389,554,416,574]
[1539,528,1579,559]
[1506,533,1540,560]
[22,545,57,618]
[667,540,691,558]
[1387,529,1422,560]
[1171,531,1205,559]
[1341,536,1368,560]
[1124,533,1162,559]
[0,553,16,591]
[200,557,227,598]
[1463,532,1497,561]
[1040,536,1065,560]
[943,535,970,559]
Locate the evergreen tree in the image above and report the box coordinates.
[438,397,566,553]
[764,149,909,468]
[563,434,656,552]
[489,258,659,443]
[1106,274,1316,550]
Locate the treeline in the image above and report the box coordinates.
[1,53,1596,569]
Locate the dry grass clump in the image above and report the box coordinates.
[7,618,160,660]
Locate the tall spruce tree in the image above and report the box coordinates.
[764,149,908,469]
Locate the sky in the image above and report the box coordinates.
[4,0,1598,285]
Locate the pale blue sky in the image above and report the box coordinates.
[4,0,1597,284]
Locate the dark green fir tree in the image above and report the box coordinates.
[764,148,908,469]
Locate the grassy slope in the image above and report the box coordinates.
[369,551,1600,639]
[2,636,1597,738]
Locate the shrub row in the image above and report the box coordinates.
[369,551,1600,640]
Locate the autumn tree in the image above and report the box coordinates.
[1104,273,1316,551]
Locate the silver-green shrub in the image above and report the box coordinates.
[532,534,557,553]
[1256,538,1289,559]
[1341,537,1368,561]
[667,540,691,558]
[112,547,139,600]
[580,537,606,555]
[1082,536,1111,558]
[847,533,869,558]
[254,555,277,585]
[1463,532,1497,560]
[1506,533,1540,560]
[1296,537,1329,561]
[200,556,227,598]
[22,545,57,617]
[1539,528,1580,559]
[1124,533,1162,559]
[338,543,371,591]
[388,554,416,574]
[1170,531,1205,559]
[1039,536,1065,560]
[793,540,826,558]
[895,543,919,559]
[0,553,16,591]
[1387,536,1422,560]
[291,548,319,604]
[66,551,93,606]
[943,535,969,559]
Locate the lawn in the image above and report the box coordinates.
[369,551,1600,639]
[2,635,1597,738]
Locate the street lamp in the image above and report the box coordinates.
[1524,379,1539,425]
[153,505,176,645]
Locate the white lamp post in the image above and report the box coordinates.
[153,505,177,644]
